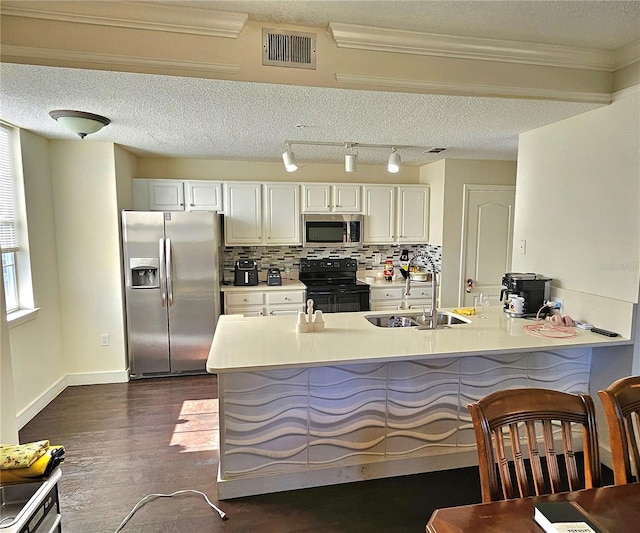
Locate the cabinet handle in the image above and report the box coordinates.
[243,298,248,302]
[284,297,290,301]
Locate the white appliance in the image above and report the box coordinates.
[122,211,221,379]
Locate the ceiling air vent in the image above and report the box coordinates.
[263,29,316,70]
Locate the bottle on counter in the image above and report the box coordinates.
[383,259,394,282]
[399,249,409,276]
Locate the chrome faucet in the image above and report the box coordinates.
[405,251,438,325]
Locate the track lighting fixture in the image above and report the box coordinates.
[49,110,111,139]
[345,143,357,173]
[281,140,435,173]
[387,148,401,174]
[282,143,298,172]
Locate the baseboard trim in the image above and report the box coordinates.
[17,370,130,429]
[17,375,67,430]
[66,370,130,386]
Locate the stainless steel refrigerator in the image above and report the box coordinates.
[122,211,221,379]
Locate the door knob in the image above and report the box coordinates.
[466,279,474,293]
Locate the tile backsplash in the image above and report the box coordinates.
[222,244,442,284]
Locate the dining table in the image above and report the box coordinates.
[426,482,640,532]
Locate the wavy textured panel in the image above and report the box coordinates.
[219,349,595,480]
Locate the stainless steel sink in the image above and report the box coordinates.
[365,312,470,329]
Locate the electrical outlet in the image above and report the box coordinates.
[373,253,381,264]
[518,239,527,255]
[101,333,110,346]
[547,299,563,311]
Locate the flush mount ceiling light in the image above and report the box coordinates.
[282,143,298,172]
[49,110,111,139]
[387,148,401,174]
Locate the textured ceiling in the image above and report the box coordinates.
[0,1,638,165]
[0,63,604,164]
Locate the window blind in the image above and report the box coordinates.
[0,124,18,252]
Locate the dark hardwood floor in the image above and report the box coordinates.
[19,375,609,533]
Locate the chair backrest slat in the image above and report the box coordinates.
[599,376,640,485]
[469,388,601,503]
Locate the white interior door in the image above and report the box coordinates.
[460,185,515,307]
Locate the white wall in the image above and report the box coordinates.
[49,141,128,384]
[513,91,640,304]
[135,157,421,184]
[514,91,640,457]
[421,159,517,306]
[8,130,67,428]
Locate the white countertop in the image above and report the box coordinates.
[207,306,630,373]
[221,279,305,292]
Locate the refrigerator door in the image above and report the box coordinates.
[122,211,171,376]
[164,211,220,373]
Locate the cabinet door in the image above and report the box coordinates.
[148,180,185,211]
[264,184,300,245]
[186,181,222,212]
[224,183,263,245]
[302,184,331,212]
[363,186,395,243]
[397,186,429,243]
[333,185,361,212]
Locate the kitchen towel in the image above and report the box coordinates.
[0,440,50,469]
[0,445,65,484]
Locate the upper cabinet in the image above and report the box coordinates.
[224,182,300,246]
[363,185,429,244]
[302,184,361,213]
[133,179,222,212]
[185,181,223,211]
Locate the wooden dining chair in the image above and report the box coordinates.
[598,375,640,485]
[468,388,601,503]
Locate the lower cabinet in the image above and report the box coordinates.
[369,284,433,311]
[224,289,305,316]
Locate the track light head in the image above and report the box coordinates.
[345,153,357,173]
[387,148,401,174]
[282,144,298,172]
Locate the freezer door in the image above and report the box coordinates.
[122,211,171,376]
[164,211,220,373]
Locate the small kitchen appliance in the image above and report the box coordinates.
[500,272,552,318]
[266,267,282,286]
[234,259,258,286]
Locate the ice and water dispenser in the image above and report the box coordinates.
[130,258,159,288]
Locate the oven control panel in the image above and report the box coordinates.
[300,258,357,272]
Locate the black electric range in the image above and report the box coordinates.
[299,258,370,313]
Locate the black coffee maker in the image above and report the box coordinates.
[500,273,552,318]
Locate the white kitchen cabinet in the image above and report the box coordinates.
[224,289,305,316]
[185,181,223,211]
[148,179,185,211]
[369,285,404,311]
[302,184,361,213]
[224,182,263,244]
[264,183,300,244]
[369,283,432,311]
[224,182,300,245]
[133,179,223,212]
[363,185,429,244]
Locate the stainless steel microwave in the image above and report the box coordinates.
[302,214,363,247]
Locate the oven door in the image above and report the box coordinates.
[306,287,370,313]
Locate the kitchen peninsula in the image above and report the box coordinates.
[207,307,630,499]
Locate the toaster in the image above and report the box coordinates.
[234,259,258,286]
